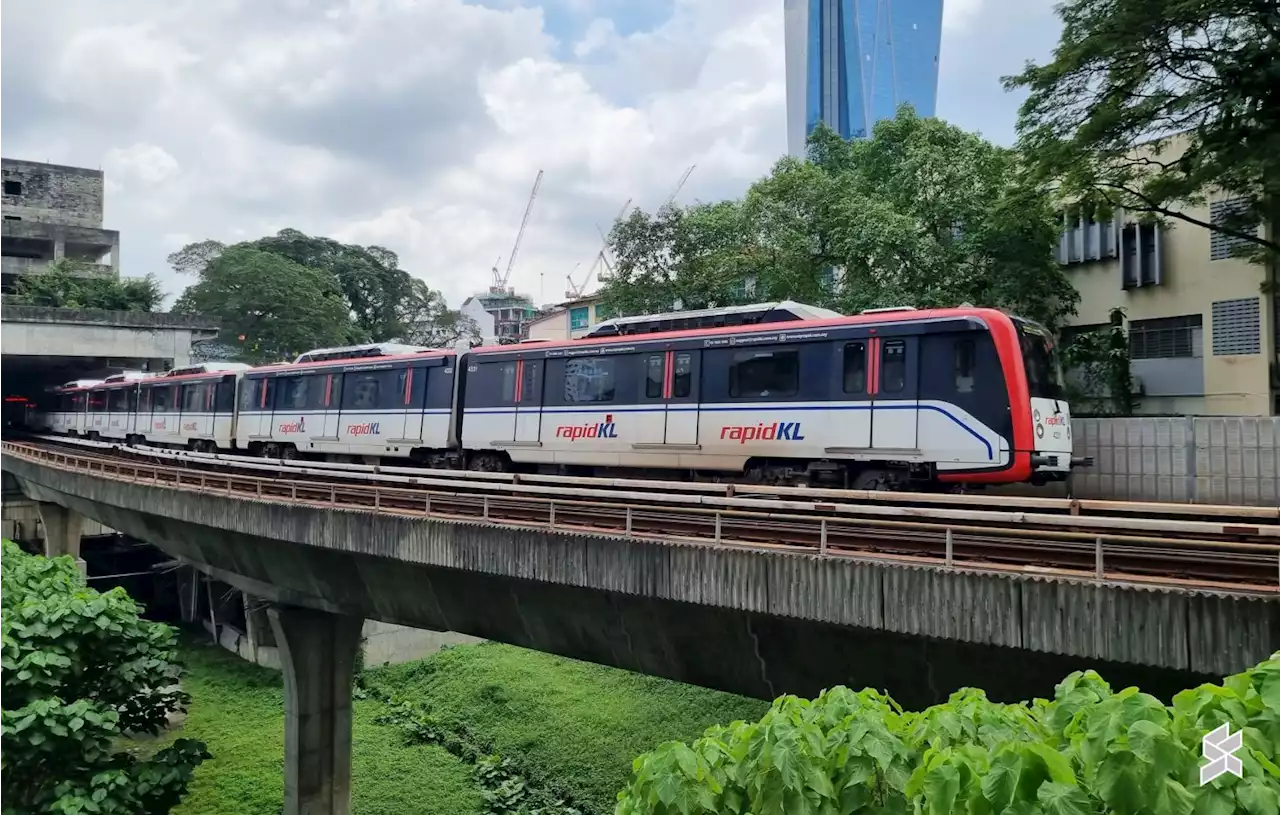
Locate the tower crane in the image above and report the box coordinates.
[663,164,696,208]
[565,197,632,299]
[491,169,544,293]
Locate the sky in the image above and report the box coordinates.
[1,0,1063,311]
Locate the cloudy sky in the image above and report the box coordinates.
[1,0,1063,310]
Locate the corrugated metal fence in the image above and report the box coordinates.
[1068,416,1280,506]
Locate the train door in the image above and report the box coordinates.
[918,331,1010,468]
[514,359,543,444]
[869,336,919,451]
[832,340,872,449]
[320,373,344,440]
[663,351,699,445]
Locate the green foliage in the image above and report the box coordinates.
[141,637,481,815]
[167,229,479,362]
[616,652,1280,815]
[0,541,209,814]
[1059,307,1137,416]
[9,259,164,312]
[367,641,768,815]
[602,109,1076,330]
[1005,0,1280,263]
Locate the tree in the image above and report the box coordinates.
[1,541,210,813]
[171,245,358,363]
[1004,0,1280,262]
[398,279,483,348]
[9,260,164,312]
[601,110,1077,329]
[168,229,475,351]
[616,650,1280,815]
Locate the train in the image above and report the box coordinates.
[35,301,1082,490]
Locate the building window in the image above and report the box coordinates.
[3,181,21,196]
[1120,222,1162,288]
[729,350,798,398]
[564,357,616,403]
[1057,206,1117,265]
[1209,198,1259,261]
[1211,297,1261,356]
[1128,315,1202,359]
[3,216,19,221]
[569,307,590,331]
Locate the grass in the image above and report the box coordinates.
[368,641,770,815]
[158,635,482,815]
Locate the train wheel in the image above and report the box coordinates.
[280,445,298,461]
[467,452,509,472]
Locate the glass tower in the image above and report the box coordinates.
[784,0,943,157]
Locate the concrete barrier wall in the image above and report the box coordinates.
[1067,416,1279,505]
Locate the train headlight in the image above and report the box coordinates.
[1036,425,1045,439]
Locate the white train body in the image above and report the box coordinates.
[48,305,1079,488]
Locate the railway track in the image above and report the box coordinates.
[5,437,1280,593]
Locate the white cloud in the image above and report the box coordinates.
[1,0,1061,311]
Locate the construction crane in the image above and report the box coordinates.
[492,169,544,293]
[663,165,696,208]
[566,197,632,299]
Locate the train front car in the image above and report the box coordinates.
[1012,317,1078,483]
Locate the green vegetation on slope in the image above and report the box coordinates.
[160,637,481,815]
[366,641,769,815]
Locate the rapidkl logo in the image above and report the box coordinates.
[278,417,306,434]
[347,422,381,436]
[556,415,618,440]
[720,421,806,444]
[181,421,199,432]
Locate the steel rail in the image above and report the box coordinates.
[5,441,1279,593]
[15,437,1280,543]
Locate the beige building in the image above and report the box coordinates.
[526,293,613,341]
[1057,140,1276,416]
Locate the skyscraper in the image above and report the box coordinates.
[784,0,944,157]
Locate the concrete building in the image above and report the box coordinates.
[784,0,944,157]
[462,286,538,344]
[525,293,613,341]
[1,159,120,294]
[1056,140,1278,416]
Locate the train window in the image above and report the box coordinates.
[501,363,517,403]
[564,357,616,403]
[954,339,976,393]
[215,381,236,413]
[108,388,128,412]
[88,392,106,413]
[729,350,798,399]
[842,342,866,393]
[72,393,85,412]
[151,385,176,414]
[181,383,208,413]
[881,340,906,393]
[239,380,260,412]
[127,388,139,413]
[645,355,664,399]
[673,353,692,398]
[138,388,151,413]
[342,372,389,411]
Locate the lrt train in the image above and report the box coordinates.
[38,302,1080,490]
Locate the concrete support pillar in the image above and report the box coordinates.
[268,606,363,815]
[37,502,86,574]
[108,236,121,274]
[52,236,66,261]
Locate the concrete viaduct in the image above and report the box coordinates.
[3,450,1277,815]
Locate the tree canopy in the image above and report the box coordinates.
[1,541,210,814]
[1004,0,1280,262]
[8,260,164,312]
[617,651,1280,815]
[601,110,1077,330]
[168,229,478,363]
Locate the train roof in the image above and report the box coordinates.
[470,305,1013,356]
[248,346,456,376]
[582,300,842,339]
[292,342,437,364]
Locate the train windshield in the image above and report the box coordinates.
[1015,320,1065,401]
